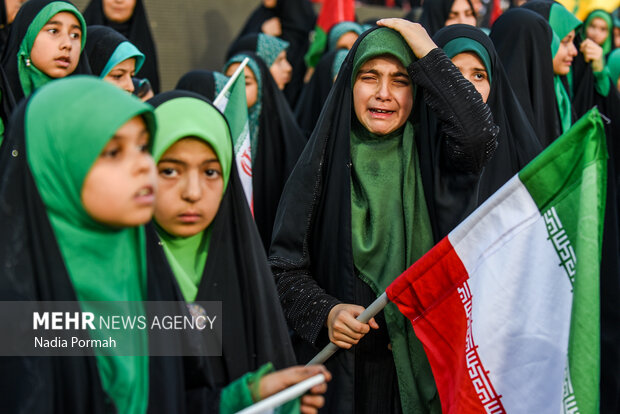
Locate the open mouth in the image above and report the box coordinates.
[134,186,154,204]
[369,108,395,118]
[55,56,71,68]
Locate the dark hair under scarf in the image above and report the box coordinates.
[490,8,562,146]
[434,24,542,204]
[83,0,160,93]
[419,0,476,36]
[0,0,91,102]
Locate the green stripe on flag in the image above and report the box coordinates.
[224,74,250,149]
[519,108,606,413]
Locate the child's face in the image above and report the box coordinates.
[154,138,224,238]
[81,116,157,227]
[104,57,136,93]
[30,12,82,78]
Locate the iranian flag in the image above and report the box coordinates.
[386,108,606,413]
[304,0,355,68]
[214,60,254,214]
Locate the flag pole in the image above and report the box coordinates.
[213,57,249,108]
[306,292,389,366]
[236,373,326,414]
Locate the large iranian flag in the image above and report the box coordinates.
[304,0,355,68]
[386,108,606,413]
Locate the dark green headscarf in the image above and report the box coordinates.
[350,27,437,414]
[608,49,620,86]
[18,1,87,96]
[583,10,613,55]
[152,97,233,302]
[25,76,155,414]
[442,37,493,82]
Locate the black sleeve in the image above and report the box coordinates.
[408,47,499,174]
[273,267,341,346]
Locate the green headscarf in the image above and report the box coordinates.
[256,33,289,67]
[152,97,233,302]
[583,10,613,55]
[224,54,262,160]
[18,1,87,96]
[100,41,145,78]
[549,2,582,41]
[327,21,363,52]
[442,37,493,83]
[26,76,155,414]
[350,28,438,414]
[608,49,620,86]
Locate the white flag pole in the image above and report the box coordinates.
[214,57,250,108]
[306,292,390,366]
[236,373,326,414]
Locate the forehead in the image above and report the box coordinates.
[357,55,406,74]
[451,51,485,68]
[451,0,472,11]
[589,17,608,28]
[47,11,80,26]
[162,137,217,159]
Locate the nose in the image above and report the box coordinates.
[60,33,73,50]
[569,42,578,57]
[122,74,135,94]
[376,78,391,101]
[182,170,202,202]
[284,58,292,74]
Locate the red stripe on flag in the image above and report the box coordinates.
[387,237,505,413]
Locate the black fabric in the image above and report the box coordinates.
[147,91,297,388]
[434,24,543,204]
[294,49,340,139]
[490,7,562,146]
[0,0,92,103]
[234,0,315,106]
[85,25,130,76]
[0,0,10,55]
[175,69,218,101]
[419,0,476,36]
[83,0,160,93]
[227,52,306,252]
[226,33,260,62]
[269,28,498,414]
[0,98,210,413]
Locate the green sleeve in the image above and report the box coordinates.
[219,362,302,414]
[593,68,611,97]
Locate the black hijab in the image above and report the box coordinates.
[490,8,562,146]
[0,83,211,414]
[83,0,160,93]
[294,48,347,138]
[0,0,91,103]
[419,0,476,36]
[175,69,228,101]
[235,0,316,106]
[146,90,297,387]
[84,24,144,78]
[269,27,498,413]
[0,0,10,54]
[434,24,542,203]
[224,51,306,251]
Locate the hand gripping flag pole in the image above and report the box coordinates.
[305,292,390,366]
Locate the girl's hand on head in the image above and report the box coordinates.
[376,18,437,59]
[580,38,604,72]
